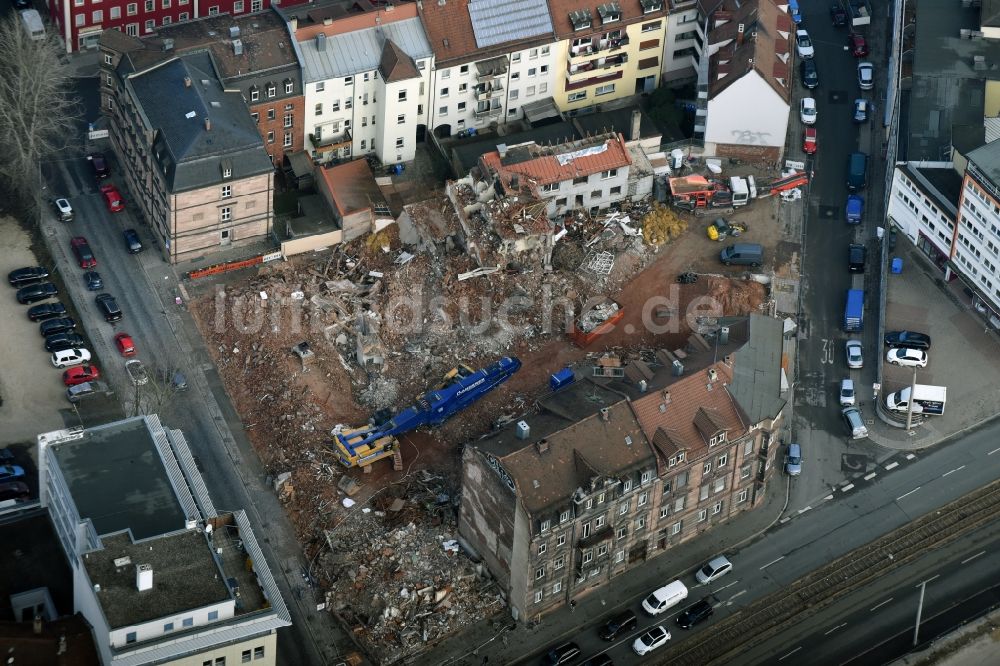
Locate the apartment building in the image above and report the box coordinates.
[418,0,558,135]
[104,49,275,262]
[100,10,305,166]
[660,0,703,85]
[459,315,786,621]
[37,415,291,665]
[547,0,669,112]
[953,143,1000,326]
[46,0,274,53]
[886,161,961,276]
[284,1,433,165]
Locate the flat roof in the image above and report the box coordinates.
[84,530,230,629]
[901,162,963,212]
[51,419,187,540]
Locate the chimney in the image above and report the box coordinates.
[323,17,333,25]
[708,368,718,382]
[136,564,153,591]
[719,326,730,344]
[497,143,508,158]
[724,354,735,367]
[672,359,684,376]
[661,389,671,404]
[737,23,744,45]
[600,407,610,422]
[290,16,298,31]
[184,76,192,87]
[316,33,327,51]
[204,117,211,131]
[535,438,549,454]
[515,420,530,439]
[229,25,240,39]
[630,109,642,142]
[232,38,243,56]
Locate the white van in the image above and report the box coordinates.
[641,580,688,616]
[20,9,45,41]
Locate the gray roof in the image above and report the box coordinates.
[128,51,273,193]
[904,0,999,161]
[727,314,786,424]
[468,0,554,49]
[983,0,1000,28]
[967,139,1000,186]
[295,17,432,82]
[900,162,963,214]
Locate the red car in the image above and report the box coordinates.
[70,236,97,268]
[63,364,100,386]
[803,127,818,154]
[100,184,125,213]
[848,33,869,57]
[114,332,137,357]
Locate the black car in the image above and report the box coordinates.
[8,266,50,287]
[123,228,143,253]
[89,152,110,179]
[27,302,67,321]
[599,610,637,641]
[800,58,819,89]
[676,599,715,629]
[84,271,103,291]
[39,317,77,337]
[884,330,931,350]
[830,4,847,26]
[45,332,86,353]
[848,243,867,273]
[95,293,123,322]
[16,282,58,304]
[543,642,581,665]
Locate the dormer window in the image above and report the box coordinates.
[266,83,276,98]
[569,9,593,31]
[220,158,233,179]
[598,2,621,24]
[639,0,663,13]
[249,85,259,102]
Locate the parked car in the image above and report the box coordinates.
[0,481,30,501]
[843,406,869,439]
[599,610,638,641]
[848,243,867,273]
[840,378,856,406]
[802,127,818,155]
[642,580,689,615]
[89,152,110,179]
[795,29,815,58]
[887,347,929,367]
[39,317,77,337]
[8,266,50,287]
[123,228,143,253]
[846,339,863,369]
[95,293,123,322]
[696,556,733,584]
[126,359,149,386]
[848,32,869,57]
[800,58,819,89]
[542,642,581,665]
[785,443,803,476]
[853,98,870,123]
[846,194,864,225]
[52,197,74,221]
[84,271,103,291]
[27,302,67,321]
[800,97,817,125]
[100,184,125,213]
[632,626,671,656]
[51,347,92,369]
[71,236,97,268]
[857,61,874,90]
[884,331,932,350]
[114,332,137,357]
[66,381,109,403]
[44,332,86,353]
[676,599,715,629]
[17,282,58,304]
[166,370,188,391]
[831,4,848,26]
[0,465,26,482]
[63,364,100,387]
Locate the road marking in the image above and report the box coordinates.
[864,472,877,480]
[842,483,855,492]
[905,454,916,460]
[885,462,899,470]
[797,506,812,514]
[988,446,1000,456]
[915,574,940,587]
[727,589,747,603]
[961,551,986,565]
[779,516,791,524]
[715,580,739,592]
[824,623,847,635]
[779,647,802,661]
[824,494,835,501]
[896,487,921,501]
[869,598,893,611]
[760,556,785,570]
[943,466,965,477]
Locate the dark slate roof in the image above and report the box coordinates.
[967,139,1000,187]
[128,51,273,193]
[727,313,786,424]
[379,39,421,82]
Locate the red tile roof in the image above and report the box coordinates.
[379,39,421,82]
[547,0,667,39]
[419,0,555,66]
[318,158,382,216]
[708,0,792,103]
[480,132,632,188]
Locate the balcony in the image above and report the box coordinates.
[475,55,509,81]
[308,128,352,153]
[568,36,629,64]
[474,104,503,119]
[566,54,628,84]
[474,82,505,101]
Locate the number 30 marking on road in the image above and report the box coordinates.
[821,339,835,365]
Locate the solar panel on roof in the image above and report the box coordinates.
[469,0,554,49]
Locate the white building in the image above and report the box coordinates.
[37,416,291,665]
[886,161,960,275]
[288,3,433,165]
[954,143,1000,325]
[660,0,703,85]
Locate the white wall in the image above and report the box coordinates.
[376,75,424,163]
[662,6,702,82]
[540,167,631,217]
[704,72,789,151]
[887,166,956,252]
[108,600,236,648]
[955,177,1000,310]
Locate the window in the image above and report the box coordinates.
[560,510,570,523]
[595,515,605,528]
[615,549,625,563]
[552,581,562,594]
[590,567,601,578]
[636,515,647,531]
[438,106,448,117]
[719,453,728,467]
[179,10,188,17]
[528,67,537,77]
[511,72,520,80]
[637,492,648,507]
[182,617,193,627]
[672,521,682,534]
[441,69,451,79]
[283,132,292,148]
[362,117,368,127]
[460,64,469,74]
[126,632,137,644]
[642,20,662,32]
[221,185,232,198]
[540,83,548,93]
[538,542,547,556]
[554,555,565,569]
[250,88,260,102]
[596,83,615,96]
[704,461,712,474]
[529,48,538,59]
[641,470,652,484]
[697,509,707,522]
[713,478,725,494]
[283,113,293,128]
[712,501,723,515]
[510,89,519,100]
[221,207,232,222]
[126,23,138,36]
[508,107,518,116]
[535,566,545,580]
[623,479,633,492]
[163,622,174,632]
[569,91,587,102]
[110,7,120,19]
[398,90,407,102]
[127,2,137,14]
[582,550,594,564]
[619,501,629,515]
[394,114,406,126]
[144,0,153,9]
[267,109,275,121]
[458,102,466,111]
[285,80,293,94]
[601,168,618,180]
[512,53,522,63]
[673,496,685,512]
[233,0,243,9]
[744,439,754,456]
[541,519,551,532]
[597,544,608,556]
[144,19,155,32]
[741,464,751,479]
[251,112,259,123]
[541,65,549,74]
[526,85,536,96]
[315,103,322,116]
[582,522,591,538]
[676,470,688,486]
[699,485,709,501]
[738,489,749,503]
[316,82,326,92]
[360,139,367,150]
[208,610,219,621]
[440,87,450,98]
[610,185,622,195]
[534,591,543,603]
[241,651,252,664]
[209,6,219,16]
[555,197,568,207]
[659,505,669,519]
[598,492,605,504]
[616,526,627,539]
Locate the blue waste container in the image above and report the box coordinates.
[891,257,903,274]
[550,368,575,391]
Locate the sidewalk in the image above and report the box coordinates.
[416,474,789,666]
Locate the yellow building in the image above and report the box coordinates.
[548,0,669,111]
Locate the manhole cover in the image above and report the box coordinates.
[828,90,848,104]
[841,453,868,473]
[820,206,838,219]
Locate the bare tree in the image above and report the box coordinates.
[0,13,80,207]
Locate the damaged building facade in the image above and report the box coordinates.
[458,315,787,621]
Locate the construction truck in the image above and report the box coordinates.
[332,356,522,468]
[670,172,809,213]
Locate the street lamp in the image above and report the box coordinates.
[904,365,917,430]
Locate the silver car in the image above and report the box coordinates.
[839,378,856,406]
[846,339,863,369]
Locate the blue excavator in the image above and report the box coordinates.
[332,356,522,468]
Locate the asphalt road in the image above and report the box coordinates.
[791,4,888,510]
[516,415,1000,665]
